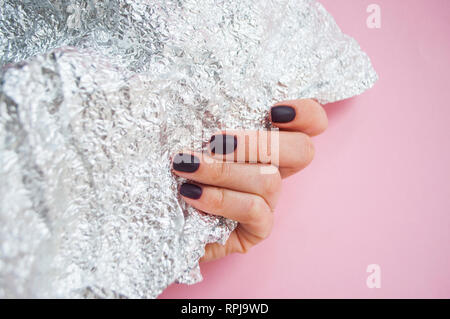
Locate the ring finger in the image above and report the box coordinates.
[179,182,273,247]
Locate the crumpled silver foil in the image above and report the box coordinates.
[0,0,377,298]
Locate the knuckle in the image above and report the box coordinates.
[237,242,251,254]
[211,160,230,182]
[292,133,315,170]
[259,214,274,240]
[313,102,328,135]
[235,230,255,255]
[302,99,328,136]
[318,111,328,134]
[312,111,328,136]
[237,201,273,254]
[261,169,282,197]
[209,187,226,210]
[244,196,265,223]
[305,136,315,164]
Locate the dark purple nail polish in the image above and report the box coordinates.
[180,183,202,200]
[271,105,296,123]
[210,134,237,154]
[172,153,200,173]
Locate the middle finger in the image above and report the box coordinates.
[172,152,281,209]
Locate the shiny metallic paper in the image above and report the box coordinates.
[0,0,377,298]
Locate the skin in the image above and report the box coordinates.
[172,99,328,262]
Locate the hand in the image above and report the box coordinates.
[171,99,328,262]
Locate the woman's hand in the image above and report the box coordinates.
[171,99,328,262]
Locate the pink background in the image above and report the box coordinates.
[161,0,450,298]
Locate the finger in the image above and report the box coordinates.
[201,231,244,262]
[201,227,264,262]
[179,182,273,242]
[207,130,315,173]
[270,99,328,136]
[172,152,281,209]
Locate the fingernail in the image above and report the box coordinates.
[210,134,237,154]
[180,183,202,200]
[271,105,296,123]
[172,153,200,173]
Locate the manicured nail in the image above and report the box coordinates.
[172,153,200,173]
[210,134,237,154]
[180,183,202,200]
[271,105,296,123]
